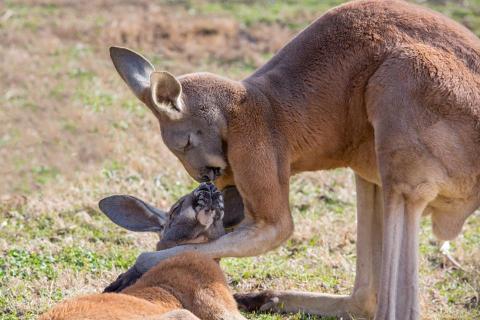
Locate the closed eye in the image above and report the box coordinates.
[183,134,193,152]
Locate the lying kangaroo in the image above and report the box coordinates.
[40,183,246,320]
[107,0,480,319]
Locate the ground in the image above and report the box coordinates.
[1,0,480,319]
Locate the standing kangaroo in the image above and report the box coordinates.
[40,183,246,320]
[107,0,480,319]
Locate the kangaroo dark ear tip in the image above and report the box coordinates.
[109,47,141,62]
[109,46,123,57]
[109,47,136,63]
[98,195,126,212]
[109,46,126,53]
[98,196,113,213]
[109,46,147,60]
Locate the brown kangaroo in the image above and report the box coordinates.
[40,184,246,320]
[107,0,480,319]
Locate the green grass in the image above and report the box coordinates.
[424,0,480,36]
[1,170,478,319]
[0,203,139,320]
[187,0,345,28]
[175,0,480,35]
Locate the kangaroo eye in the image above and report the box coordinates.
[183,135,193,151]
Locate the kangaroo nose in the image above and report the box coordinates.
[207,167,221,180]
[198,167,222,182]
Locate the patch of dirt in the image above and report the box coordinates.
[0,0,296,195]
[72,2,293,69]
[12,0,295,69]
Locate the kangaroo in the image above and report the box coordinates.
[40,183,246,320]
[106,0,480,319]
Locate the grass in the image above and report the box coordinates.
[1,0,480,319]
[183,0,345,29]
[1,170,479,319]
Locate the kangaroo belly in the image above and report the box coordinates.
[428,191,480,240]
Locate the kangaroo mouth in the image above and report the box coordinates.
[200,166,223,182]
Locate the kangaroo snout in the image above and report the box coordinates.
[198,166,223,182]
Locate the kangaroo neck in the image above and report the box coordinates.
[239,12,386,172]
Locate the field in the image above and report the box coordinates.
[1,0,480,319]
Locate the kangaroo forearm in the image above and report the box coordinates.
[195,223,290,257]
[135,222,291,273]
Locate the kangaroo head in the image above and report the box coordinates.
[99,183,227,250]
[110,47,246,182]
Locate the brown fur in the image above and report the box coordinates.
[39,252,244,320]
[110,1,480,318]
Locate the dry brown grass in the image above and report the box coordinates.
[0,0,297,197]
[1,1,479,319]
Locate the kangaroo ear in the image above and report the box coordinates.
[109,46,154,105]
[150,71,183,116]
[110,46,183,119]
[99,195,167,232]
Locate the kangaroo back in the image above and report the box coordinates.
[123,252,243,320]
[38,291,179,320]
[40,252,244,320]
